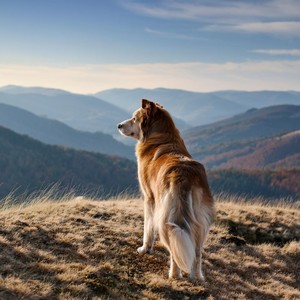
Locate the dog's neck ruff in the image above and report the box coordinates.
[136,132,191,162]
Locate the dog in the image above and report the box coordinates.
[118,99,215,280]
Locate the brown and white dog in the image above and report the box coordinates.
[118,99,215,280]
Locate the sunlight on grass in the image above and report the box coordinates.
[0,189,299,299]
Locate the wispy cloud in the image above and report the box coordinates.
[204,21,300,36]
[1,60,299,93]
[123,1,300,36]
[123,0,300,21]
[253,49,300,56]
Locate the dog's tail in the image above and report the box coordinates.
[167,221,195,273]
[156,189,197,274]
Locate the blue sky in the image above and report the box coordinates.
[0,0,300,93]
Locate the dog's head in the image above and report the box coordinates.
[117,99,165,141]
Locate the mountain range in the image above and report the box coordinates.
[95,88,300,126]
[0,125,298,200]
[0,85,299,199]
[0,102,134,159]
[3,86,300,133]
[0,85,128,135]
[1,85,300,167]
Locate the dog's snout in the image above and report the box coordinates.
[118,123,123,129]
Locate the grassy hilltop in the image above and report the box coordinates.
[0,194,299,300]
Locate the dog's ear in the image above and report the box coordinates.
[142,99,149,108]
[142,99,162,119]
[140,99,155,141]
[142,99,155,112]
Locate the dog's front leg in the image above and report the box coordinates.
[138,199,155,254]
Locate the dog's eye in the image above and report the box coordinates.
[132,117,136,122]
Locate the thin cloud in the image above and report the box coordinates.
[204,21,300,36]
[1,60,300,93]
[123,0,300,21]
[253,49,300,56]
[123,1,300,36]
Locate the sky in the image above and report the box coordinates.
[0,0,300,94]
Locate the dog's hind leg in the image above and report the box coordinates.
[189,188,214,281]
[138,198,156,254]
[189,220,206,281]
[190,248,205,281]
[190,222,206,281]
[169,253,182,279]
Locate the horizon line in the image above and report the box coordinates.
[1,84,300,95]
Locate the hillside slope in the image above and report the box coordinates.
[208,169,300,199]
[184,105,300,170]
[184,105,300,148]
[219,131,300,169]
[0,196,299,299]
[200,131,300,170]
[0,126,138,198]
[0,103,134,160]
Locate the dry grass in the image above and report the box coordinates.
[0,193,299,300]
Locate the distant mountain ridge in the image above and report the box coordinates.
[1,85,300,134]
[95,88,300,126]
[0,85,70,96]
[95,87,249,126]
[213,90,300,108]
[0,103,134,159]
[0,87,128,134]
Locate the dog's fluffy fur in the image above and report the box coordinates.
[118,99,215,280]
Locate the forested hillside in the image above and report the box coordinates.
[195,131,300,170]
[208,169,300,199]
[184,105,300,148]
[0,126,138,199]
[184,105,300,171]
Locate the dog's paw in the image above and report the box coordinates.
[137,246,152,254]
[137,246,147,254]
[190,274,205,283]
